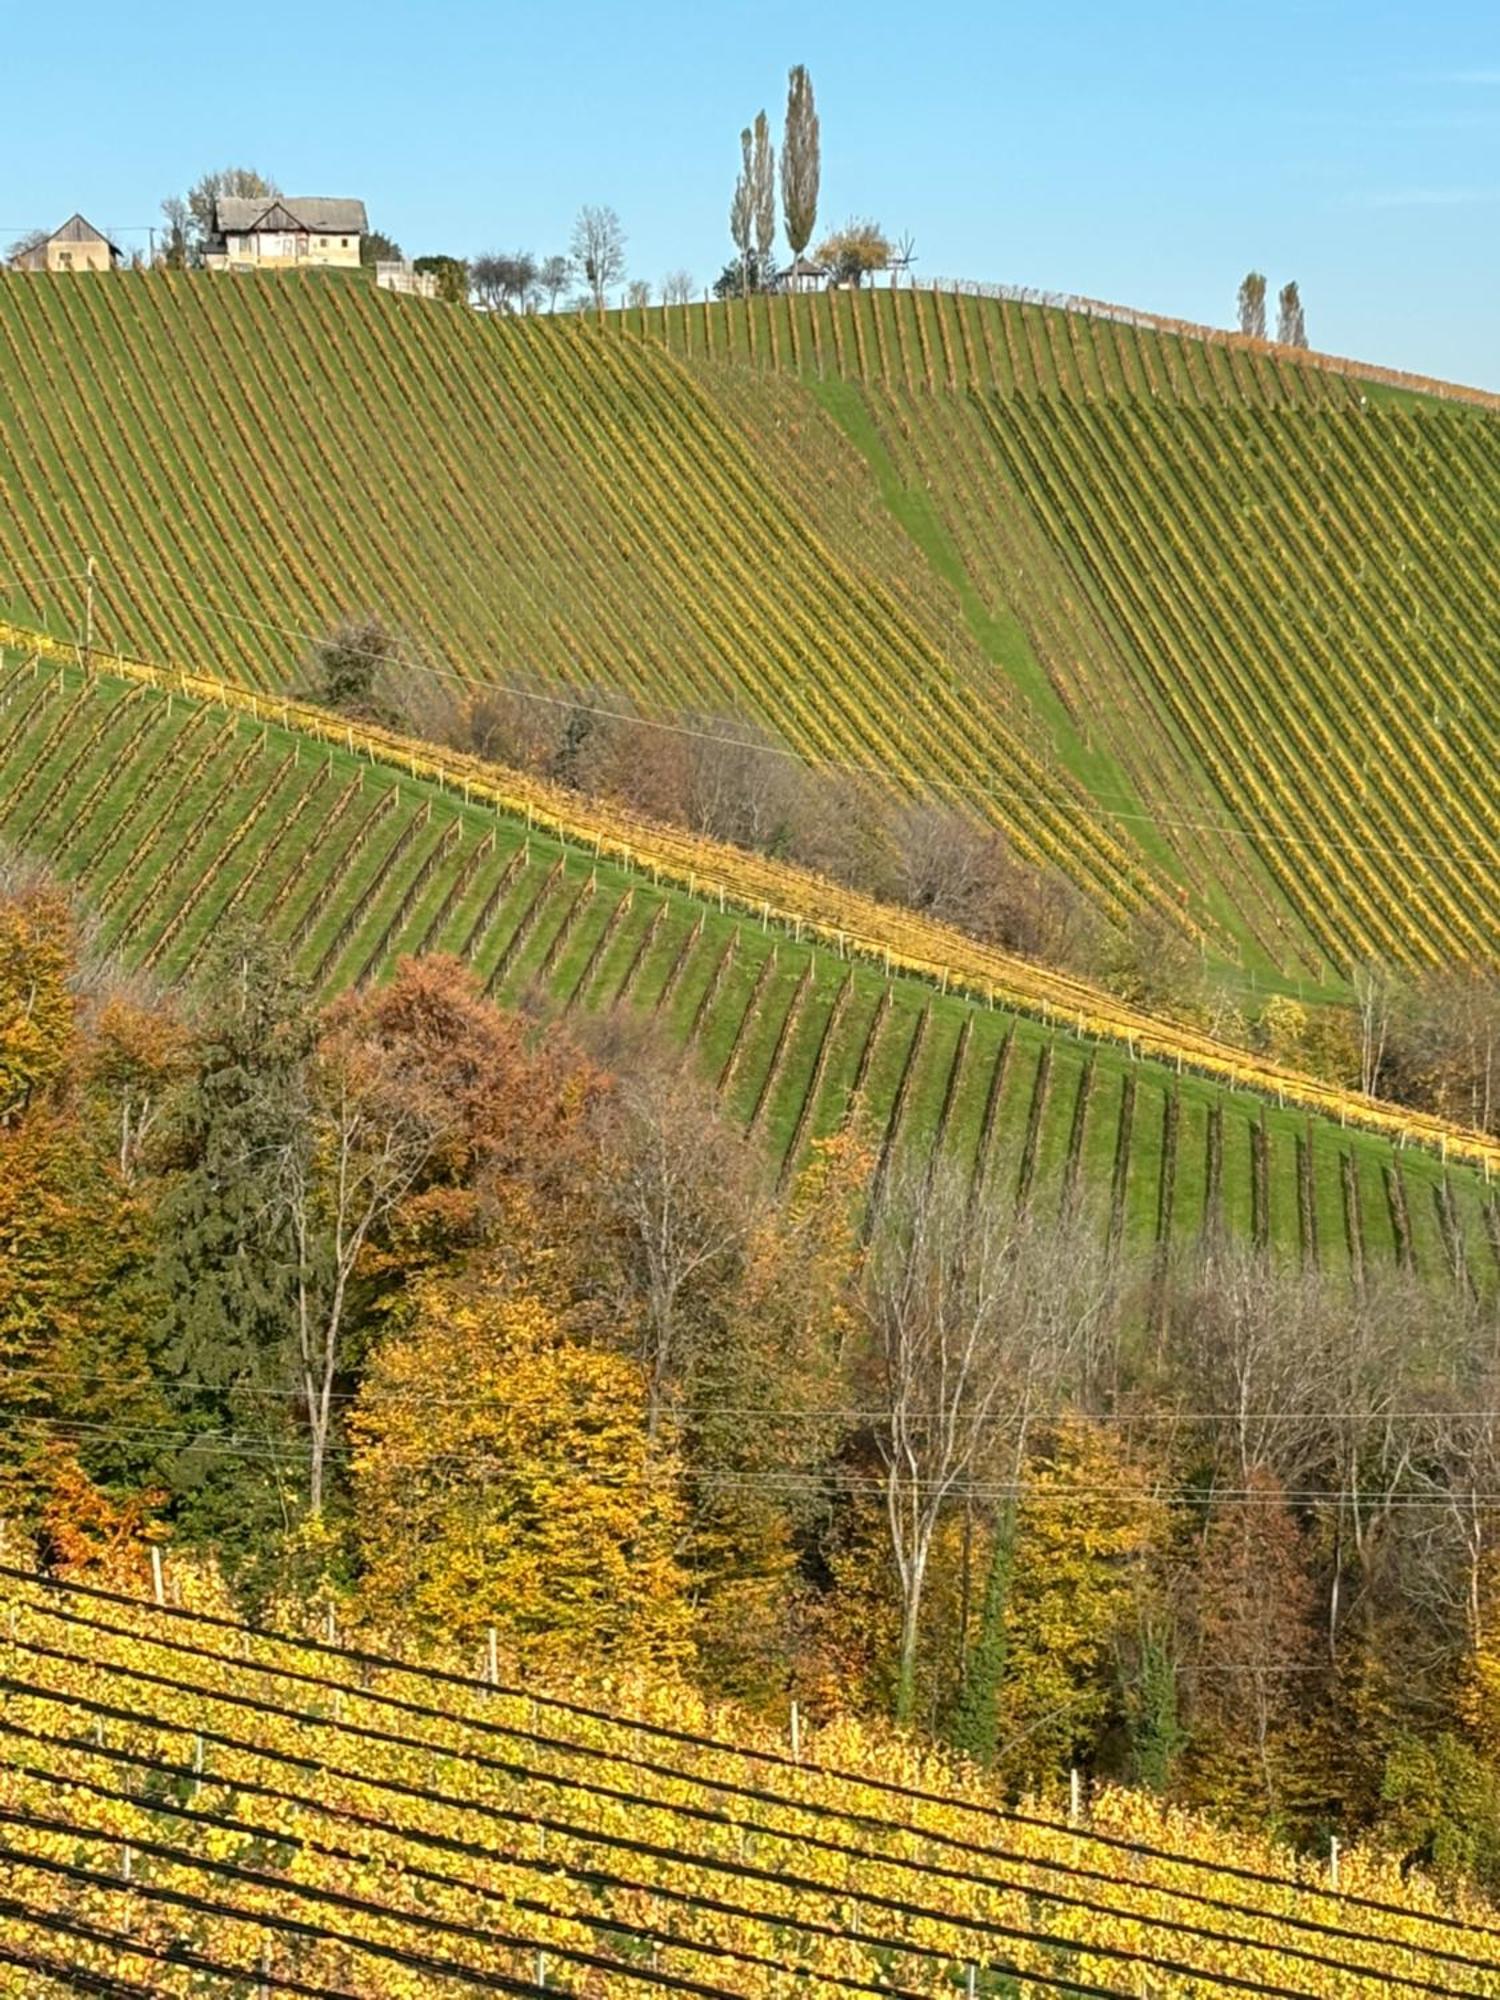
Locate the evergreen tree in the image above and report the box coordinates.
[947,1507,1016,1762]
[151,926,313,1558]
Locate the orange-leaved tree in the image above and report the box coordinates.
[351,1273,692,1666]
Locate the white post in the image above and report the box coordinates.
[966,1966,977,2000]
[1069,1766,1081,1827]
[121,1842,132,1883]
[150,1546,165,1608]
[535,1949,547,1990]
[1329,1835,1340,1890]
[790,1700,801,1764]
[487,1626,499,1688]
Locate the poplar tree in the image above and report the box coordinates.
[1237,270,1267,340]
[1278,280,1307,348]
[751,109,776,265]
[781,64,821,258]
[730,128,754,295]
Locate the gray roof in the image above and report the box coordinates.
[214,196,368,235]
[49,212,122,255]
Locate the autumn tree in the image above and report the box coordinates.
[688,1132,870,1703]
[306,612,405,724]
[1237,270,1267,340]
[781,64,821,258]
[352,1275,692,1666]
[816,218,892,288]
[1186,1470,1320,1816]
[0,872,162,1540]
[570,204,626,312]
[993,1420,1163,1794]
[412,254,469,304]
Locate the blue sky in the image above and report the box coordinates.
[3,0,1497,384]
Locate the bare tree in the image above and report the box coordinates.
[600,1063,758,1437]
[862,1162,1106,1720]
[470,253,507,312]
[626,279,652,309]
[1237,271,1267,340]
[538,254,571,311]
[6,228,47,266]
[1352,957,1398,1099]
[570,204,626,313]
[165,165,278,267]
[781,64,821,257]
[660,268,695,306]
[1277,280,1307,348]
[276,1021,453,1514]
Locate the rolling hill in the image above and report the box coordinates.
[2,271,1496,993]
[2,644,1494,1285]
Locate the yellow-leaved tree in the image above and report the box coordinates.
[995,1419,1163,1796]
[351,1274,692,1667]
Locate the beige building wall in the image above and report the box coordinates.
[16,236,115,273]
[214,231,362,271]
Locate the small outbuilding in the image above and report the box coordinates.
[778,254,831,294]
[11,214,122,273]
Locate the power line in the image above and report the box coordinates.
[68,554,1500,876]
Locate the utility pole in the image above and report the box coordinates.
[82,554,96,676]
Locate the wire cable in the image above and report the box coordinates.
[2,1704,1485,1995]
[2,1631,1490,1994]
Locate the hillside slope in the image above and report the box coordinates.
[1,1561,1497,1999]
[616,289,1500,985]
[0,270,1170,936]
[2,648,1493,1285]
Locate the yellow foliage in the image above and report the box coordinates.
[996,1420,1164,1793]
[0,880,75,1123]
[352,1275,693,1668]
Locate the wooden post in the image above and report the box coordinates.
[150,1546,165,1608]
[324,1604,336,1646]
[82,554,95,677]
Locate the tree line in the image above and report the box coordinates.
[325,618,1500,1145]
[7,845,1500,1884]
